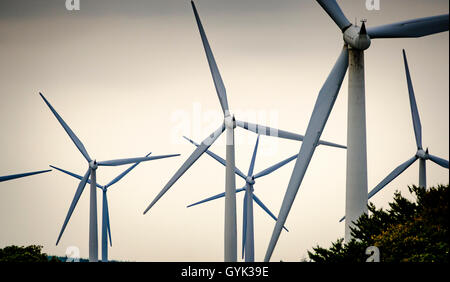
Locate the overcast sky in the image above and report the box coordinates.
[0,0,448,262]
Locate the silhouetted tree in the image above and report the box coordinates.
[0,245,59,262]
[308,184,449,262]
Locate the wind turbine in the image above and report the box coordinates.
[185,135,293,262]
[263,1,448,261]
[338,49,449,223]
[1,169,51,182]
[40,92,179,262]
[49,152,151,262]
[143,0,346,262]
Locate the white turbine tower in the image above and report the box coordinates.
[1,169,51,183]
[185,135,294,262]
[143,1,346,262]
[263,1,448,261]
[40,93,179,262]
[50,152,151,262]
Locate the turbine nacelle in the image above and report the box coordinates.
[224,114,236,129]
[343,22,371,50]
[89,160,98,170]
[416,148,429,160]
[246,176,255,185]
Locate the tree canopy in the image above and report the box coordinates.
[0,245,59,262]
[308,184,449,262]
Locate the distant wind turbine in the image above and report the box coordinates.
[185,135,293,262]
[142,1,345,262]
[50,152,151,262]
[368,50,449,192]
[40,92,179,262]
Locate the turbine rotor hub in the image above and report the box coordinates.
[416,149,427,159]
[246,176,255,185]
[224,114,236,129]
[89,160,98,170]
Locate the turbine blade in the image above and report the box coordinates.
[317,139,347,149]
[49,165,103,189]
[187,187,246,208]
[402,50,422,149]
[264,46,349,262]
[0,169,51,182]
[56,168,91,245]
[143,124,225,214]
[368,156,418,199]
[340,155,418,222]
[39,93,91,162]
[427,154,449,169]
[242,190,248,260]
[367,14,449,38]
[105,152,152,188]
[236,120,303,141]
[316,0,352,31]
[254,154,298,179]
[252,194,288,232]
[248,135,260,176]
[191,1,229,116]
[235,120,346,149]
[183,136,246,180]
[98,154,179,167]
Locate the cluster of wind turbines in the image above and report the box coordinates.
[142,0,448,263]
[39,93,180,262]
[2,93,181,263]
[1,1,448,263]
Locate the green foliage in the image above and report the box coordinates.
[0,245,59,262]
[308,184,449,262]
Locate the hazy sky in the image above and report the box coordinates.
[0,0,448,262]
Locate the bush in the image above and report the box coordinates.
[0,245,59,262]
[308,184,449,262]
